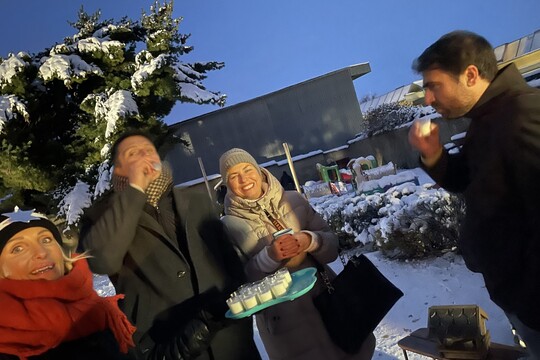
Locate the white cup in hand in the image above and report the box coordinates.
[415,117,431,137]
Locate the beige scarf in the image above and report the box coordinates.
[112,162,173,207]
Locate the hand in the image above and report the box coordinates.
[148,317,212,360]
[127,158,162,191]
[408,121,443,161]
[281,232,312,268]
[292,231,312,253]
[268,234,300,261]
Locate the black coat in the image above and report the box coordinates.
[424,64,540,330]
[0,330,129,360]
[80,187,260,360]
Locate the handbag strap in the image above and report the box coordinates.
[312,250,350,295]
[264,208,285,231]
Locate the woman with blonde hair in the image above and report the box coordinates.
[0,207,135,360]
[219,148,375,360]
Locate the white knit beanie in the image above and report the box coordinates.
[219,148,261,183]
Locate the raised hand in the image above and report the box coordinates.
[408,120,443,161]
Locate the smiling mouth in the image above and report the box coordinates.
[31,265,54,275]
[243,183,254,191]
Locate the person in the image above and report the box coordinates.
[218,148,376,360]
[279,170,296,191]
[408,30,540,358]
[79,130,261,360]
[0,207,135,360]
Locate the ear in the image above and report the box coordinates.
[464,65,480,87]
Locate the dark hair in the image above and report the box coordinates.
[110,129,156,165]
[412,30,498,81]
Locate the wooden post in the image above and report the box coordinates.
[198,157,214,204]
[282,143,302,194]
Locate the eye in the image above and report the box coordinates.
[10,245,24,254]
[40,236,54,244]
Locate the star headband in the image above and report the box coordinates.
[0,207,63,252]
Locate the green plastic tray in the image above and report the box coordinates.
[225,267,317,319]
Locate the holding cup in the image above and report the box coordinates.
[414,117,432,137]
[272,228,294,239]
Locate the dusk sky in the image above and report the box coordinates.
[1,0,539,125]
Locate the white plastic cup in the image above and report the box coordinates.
[272,228,294,239]
[269,277,288,297]
[415,117,432,137]
[276,268,292,285]
[226,296,244,314]
[240,292,259,310]
[256,283,274,303]
[152,162,162,171]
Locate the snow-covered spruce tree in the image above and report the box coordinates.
[0,2,224,225]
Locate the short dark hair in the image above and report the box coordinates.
[412,30,498,81]
[110,129,156,165]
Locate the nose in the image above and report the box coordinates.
[424,89,435,106]
[31,243,49,260]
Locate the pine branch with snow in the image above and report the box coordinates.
[0,1,225,221]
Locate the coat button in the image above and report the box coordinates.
[177,270,186,278]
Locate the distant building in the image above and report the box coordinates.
[163,63,371,184]
[361,29,540,113]
[164,29,540,193]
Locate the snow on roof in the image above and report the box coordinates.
[323,144,349,154]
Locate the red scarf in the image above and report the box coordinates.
[0,257,136,359]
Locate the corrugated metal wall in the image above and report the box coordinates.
[163,67,365,183]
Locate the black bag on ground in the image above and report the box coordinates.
[313,254,404,354]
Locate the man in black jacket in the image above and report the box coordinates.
[80,130,261,360]
[409,30,540,358]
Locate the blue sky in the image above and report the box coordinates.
[1,0,539,125]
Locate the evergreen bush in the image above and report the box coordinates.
[311,183,466,260]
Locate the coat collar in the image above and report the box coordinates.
[466,63,528,120]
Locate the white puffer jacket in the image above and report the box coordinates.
[221,168,371,360]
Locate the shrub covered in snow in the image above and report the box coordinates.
[361,102,435,137]
[310,182,466,260]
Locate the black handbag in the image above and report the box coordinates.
[313,253,404,354]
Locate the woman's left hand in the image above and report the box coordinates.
[292,232,311,253]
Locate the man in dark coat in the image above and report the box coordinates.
[408,30,540,358]
[80,130,261,360]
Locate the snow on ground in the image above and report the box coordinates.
[255,167,515,359]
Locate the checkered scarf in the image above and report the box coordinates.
[112,162,173,207]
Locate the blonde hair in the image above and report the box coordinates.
[54,241,92,273]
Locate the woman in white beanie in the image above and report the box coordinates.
[219,148,375,360]
[0,207,135,360]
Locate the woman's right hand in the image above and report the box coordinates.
[268,234,300,261]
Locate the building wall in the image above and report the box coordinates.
[175,117,471,202]
[163,68,365,184]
